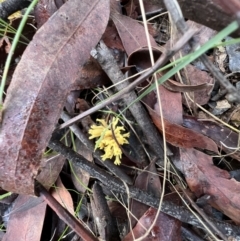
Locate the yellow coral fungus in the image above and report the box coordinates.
[89,117,130,165]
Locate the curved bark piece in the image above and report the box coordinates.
[0,0,109,195]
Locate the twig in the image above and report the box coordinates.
[48,137,240,240]
[58,28,196,130]
[35,181,98,241]
[163,0,240,103]
[0,0,30,20]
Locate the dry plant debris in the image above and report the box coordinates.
[1,0,240,240]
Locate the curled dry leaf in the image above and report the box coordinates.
[163,78,211,93]
[0,0,110,195]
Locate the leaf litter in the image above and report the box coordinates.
[1,0,240,240]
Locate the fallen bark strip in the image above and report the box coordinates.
[48,137,240,240]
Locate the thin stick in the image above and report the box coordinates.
[35,181,98,241]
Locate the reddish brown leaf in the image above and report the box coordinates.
[128,161,180,240]
[155,86,183,125]
[123,207,182,241]
[145,104,218,152]
[176,148,240,223]
[0,0,109,195]
[74,56,110,90]
[111,10,157,55]
[102,21,125,51]
[3,195,46,241]
[212,0,240,14]
[183,116,240,161]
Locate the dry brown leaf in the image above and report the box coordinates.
[36,154,65,190]
[3,195,46,241]
[163,78,211,93]
[127,161,180,240]
[145,104,218,152]
[123,207,182,241]
[111,10,157,55]
[183,116,240,161]
[0,0,109,195]
[102,21,125,51]
[155,86,183,125]
[176,148,240,223]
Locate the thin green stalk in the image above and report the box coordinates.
[0,191,11,200]
[0,0,39,106]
